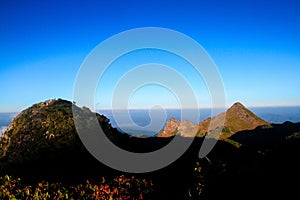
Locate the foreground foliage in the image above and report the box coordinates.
[0,175,153,200]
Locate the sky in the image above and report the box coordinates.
[0,0,300,112]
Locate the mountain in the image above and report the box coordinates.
[157,102,270,138]
[0,99,300,199]
[0,99,119,165]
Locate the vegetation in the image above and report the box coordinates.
[0,99,299,199]
[0,175,153,199]
[222,138,242,148]
[0,99,119,164]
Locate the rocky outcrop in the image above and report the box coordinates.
[157,118,198,137]
[157,118,180,137]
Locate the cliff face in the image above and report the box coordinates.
[157,102,270,138]
[157,118,198,137]
[157,118,180,137]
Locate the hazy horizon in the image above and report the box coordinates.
[2,105,300,136]
[3,99,300,113]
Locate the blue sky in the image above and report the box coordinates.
[0,0,300,112]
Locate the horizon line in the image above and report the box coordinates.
[2,102,300,113]
[96,104,300,111]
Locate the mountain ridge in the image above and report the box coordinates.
[157,102,270,138]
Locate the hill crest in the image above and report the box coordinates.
[0,98,117,162]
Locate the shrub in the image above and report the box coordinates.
[0,175,153,199]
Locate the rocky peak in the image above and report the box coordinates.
[157,118,180,137]
[227,102,250,119]
[229,102,245,110]
[157,118,198,137]
[224,102,269,134]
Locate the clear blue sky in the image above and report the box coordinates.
[1,0,300,112]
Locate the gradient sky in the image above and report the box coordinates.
[1,0,300,112]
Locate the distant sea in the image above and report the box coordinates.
[1,107,300,137]
[0,112,18,136]
[99,106,300,136]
